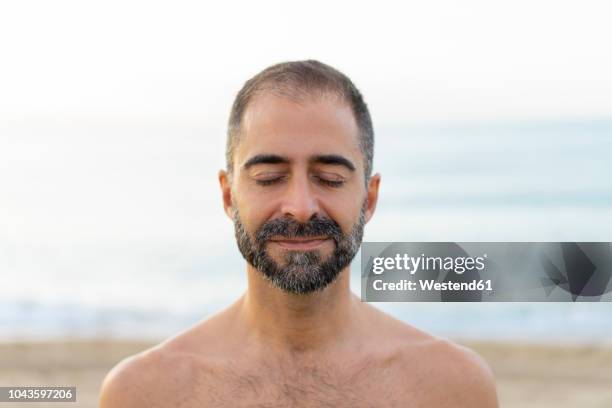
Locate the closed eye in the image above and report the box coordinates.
[315,177,345,188]
[255,177,285,186]
[254,176,345,188]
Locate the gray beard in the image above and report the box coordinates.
[233,205,366,294]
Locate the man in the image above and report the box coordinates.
[100,60,498,407]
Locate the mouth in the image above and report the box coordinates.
[268,237,331,250]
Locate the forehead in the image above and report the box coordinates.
[236,92,362,167]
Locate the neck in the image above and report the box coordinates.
[237,264,361,354]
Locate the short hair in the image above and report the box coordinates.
[226,60,374,183]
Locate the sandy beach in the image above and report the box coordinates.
[1,340,611,407]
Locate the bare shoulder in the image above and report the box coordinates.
[411,337,499,408]
[100,307,237,407]
[363,304,498,407]
[99,342,196,408]
[99,345,164,408]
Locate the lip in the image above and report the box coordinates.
[269,238,331,250]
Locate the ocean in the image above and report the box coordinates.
[1,119,611,342]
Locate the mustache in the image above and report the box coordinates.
[255,216,343,243]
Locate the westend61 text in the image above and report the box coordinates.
[372,279,493,292]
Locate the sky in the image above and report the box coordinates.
[1,0,611,125]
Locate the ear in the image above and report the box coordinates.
[218,170,234,220]
[364,173,381,224]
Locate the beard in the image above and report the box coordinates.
[233,204,366,295]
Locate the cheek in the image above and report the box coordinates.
[234,193,275,232]
[335,196,367,231]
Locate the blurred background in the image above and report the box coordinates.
[1,1,611,407]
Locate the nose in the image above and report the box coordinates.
[279,174,321,223]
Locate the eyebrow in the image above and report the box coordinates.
[242,153,356,172]
[243,154,290,170]
[311,154,356,172]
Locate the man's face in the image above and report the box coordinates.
[222,92,378,294]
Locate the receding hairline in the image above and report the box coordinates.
[248,79,348,104]
[231,82,352,131]
[240,87,357,132]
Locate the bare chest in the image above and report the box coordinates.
[165,358,431,408]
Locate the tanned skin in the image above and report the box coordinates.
[100,93,498,408]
